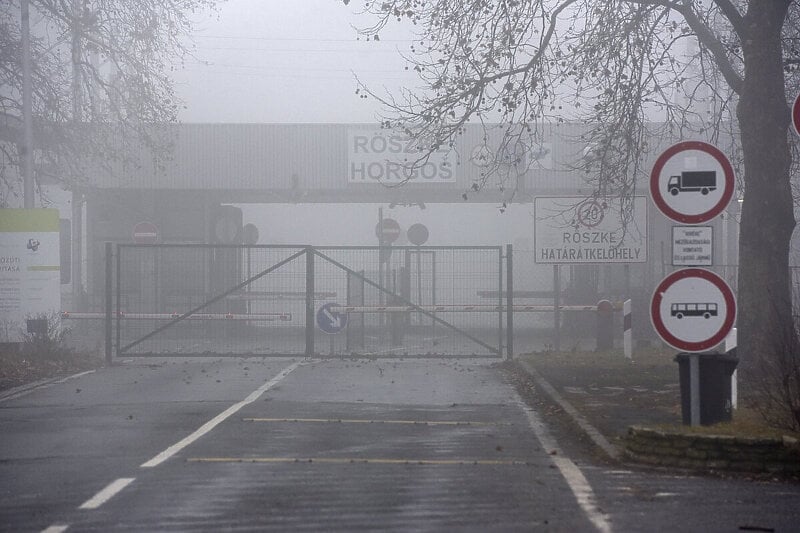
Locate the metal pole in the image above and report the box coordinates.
[690,354,701,426]
[20,0,35,208]
[105,242,112,365]
[553,265,561,352]
[305,247,315,356]
[506,244,513,360]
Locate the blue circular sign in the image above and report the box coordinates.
[316,303,348,334]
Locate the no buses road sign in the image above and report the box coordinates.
[650,141,735,224]
[650,268,736,353]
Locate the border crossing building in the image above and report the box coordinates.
[58,122,741,343]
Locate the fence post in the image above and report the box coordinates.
[506,244,513,360]
[105,242,112,365]
[306,247,314,357]
[553,265,561,352]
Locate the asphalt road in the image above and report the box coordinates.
[1,357,798,532]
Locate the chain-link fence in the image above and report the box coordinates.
[111,244,506,358]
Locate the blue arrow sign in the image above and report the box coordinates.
[316,302,348,334]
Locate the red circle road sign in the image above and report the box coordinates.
[132,221,159,244]
[375,218,401,243]
[793,92,800,138]
[650,268,736,352]
[650,141,735,224]
[407,223,429,246]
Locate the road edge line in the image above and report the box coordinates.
[0,370,96,403]
[517,359,620,461]
[513,393,613,533]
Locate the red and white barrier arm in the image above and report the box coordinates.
[60,311,292,321]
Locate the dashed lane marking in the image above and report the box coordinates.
[41,526,69,533]
[188,457,534,466]
[242,417,506,426]
[78,478,135,510]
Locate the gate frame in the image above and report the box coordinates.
[106,243,514,359]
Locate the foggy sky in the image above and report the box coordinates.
[173,0,420,123]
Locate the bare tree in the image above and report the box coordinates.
[353,0,799,408]
[0,0,218,205]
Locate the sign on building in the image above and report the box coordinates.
[0,209,61,342]
[348,130,456,184]
[534,196,647,263]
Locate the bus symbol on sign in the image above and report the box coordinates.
[670,302,718,320]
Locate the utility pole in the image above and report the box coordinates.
[71,0,86,310]
[20,0,34,208]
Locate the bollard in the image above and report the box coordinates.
[596,299,614,351]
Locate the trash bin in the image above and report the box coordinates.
[675,352,739,425]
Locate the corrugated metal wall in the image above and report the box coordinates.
[91,123,611,196]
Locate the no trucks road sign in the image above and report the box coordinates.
[650,268,736,353]
[650,141,735,224]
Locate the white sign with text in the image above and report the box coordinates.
[534,196,647,264]
[348,130,456,184]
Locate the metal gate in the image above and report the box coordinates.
[110,244,509,358]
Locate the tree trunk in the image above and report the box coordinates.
[736,1,795,396]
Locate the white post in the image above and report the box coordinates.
[726,327,738,409]
[623,299,632,359]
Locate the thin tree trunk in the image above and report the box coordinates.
[736,1,795,395]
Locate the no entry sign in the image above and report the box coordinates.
[132,221,159,244]
[375,218,401,243]
[650,141,734,224]
[650,268,736,352]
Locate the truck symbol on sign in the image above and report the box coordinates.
[667,171,717,196]
[670,302,718,319]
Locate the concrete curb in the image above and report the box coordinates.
[516,359,621,461]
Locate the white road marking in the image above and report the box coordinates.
[140,360,302,468]
[41,525,69,533]
[0,370,96,403]
[518,360,620,460]
[78,478,135,510]
[515,395,613,533]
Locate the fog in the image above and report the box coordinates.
[173,0,419,124]
[239,203,535,247]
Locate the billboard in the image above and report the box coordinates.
[0,209,61,342]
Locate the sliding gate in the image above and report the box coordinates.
[112,244,508,358]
